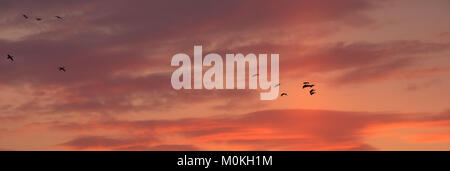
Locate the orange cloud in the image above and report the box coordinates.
[1,0,449,151]
[48,109,450,151]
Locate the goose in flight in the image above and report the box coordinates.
[55,16,63,20]
[7,54,14,62]
[281,93,288,97]
[35,18,42,21]
[59,66,66,72]
[303,84,315,89]
[23,14,29,19]
[310,89,316,95]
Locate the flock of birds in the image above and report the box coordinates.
[7,13,318,98]
[5,14,67,72]
[280,82,317,97]
[22,14,64,21]
[7,53,67,73]
[252,74,318,97]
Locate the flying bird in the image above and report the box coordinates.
[23,14,29,19]
[55,16,63,20]
[303,84,315,89]
[310,89,316,95]
[281,93,288,97]
[58,66,66,72]
[7,54,14,62]
[35,18,42,21]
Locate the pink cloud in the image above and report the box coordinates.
[51,109,450,151]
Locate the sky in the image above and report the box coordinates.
[0,0,449,151]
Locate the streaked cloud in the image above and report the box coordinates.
[1,0,449,150]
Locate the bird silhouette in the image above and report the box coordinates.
[302,84,315,89]
[281,93,288,96]
[310,89,316,95]
[59,66,66,72]
[23,14,29,19]
[55,16,63,20]
[7,54,14,62]
[36,18,42,21]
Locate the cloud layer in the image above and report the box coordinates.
[50,109,449,150]
[0,0,449,150]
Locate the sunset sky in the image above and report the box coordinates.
[0,0,449,151]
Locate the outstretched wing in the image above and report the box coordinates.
[7,55,13,61]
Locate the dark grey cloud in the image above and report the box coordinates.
[0,0,397,117]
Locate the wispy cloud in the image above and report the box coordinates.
[47,109,450,150]
[1,0,449,150]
